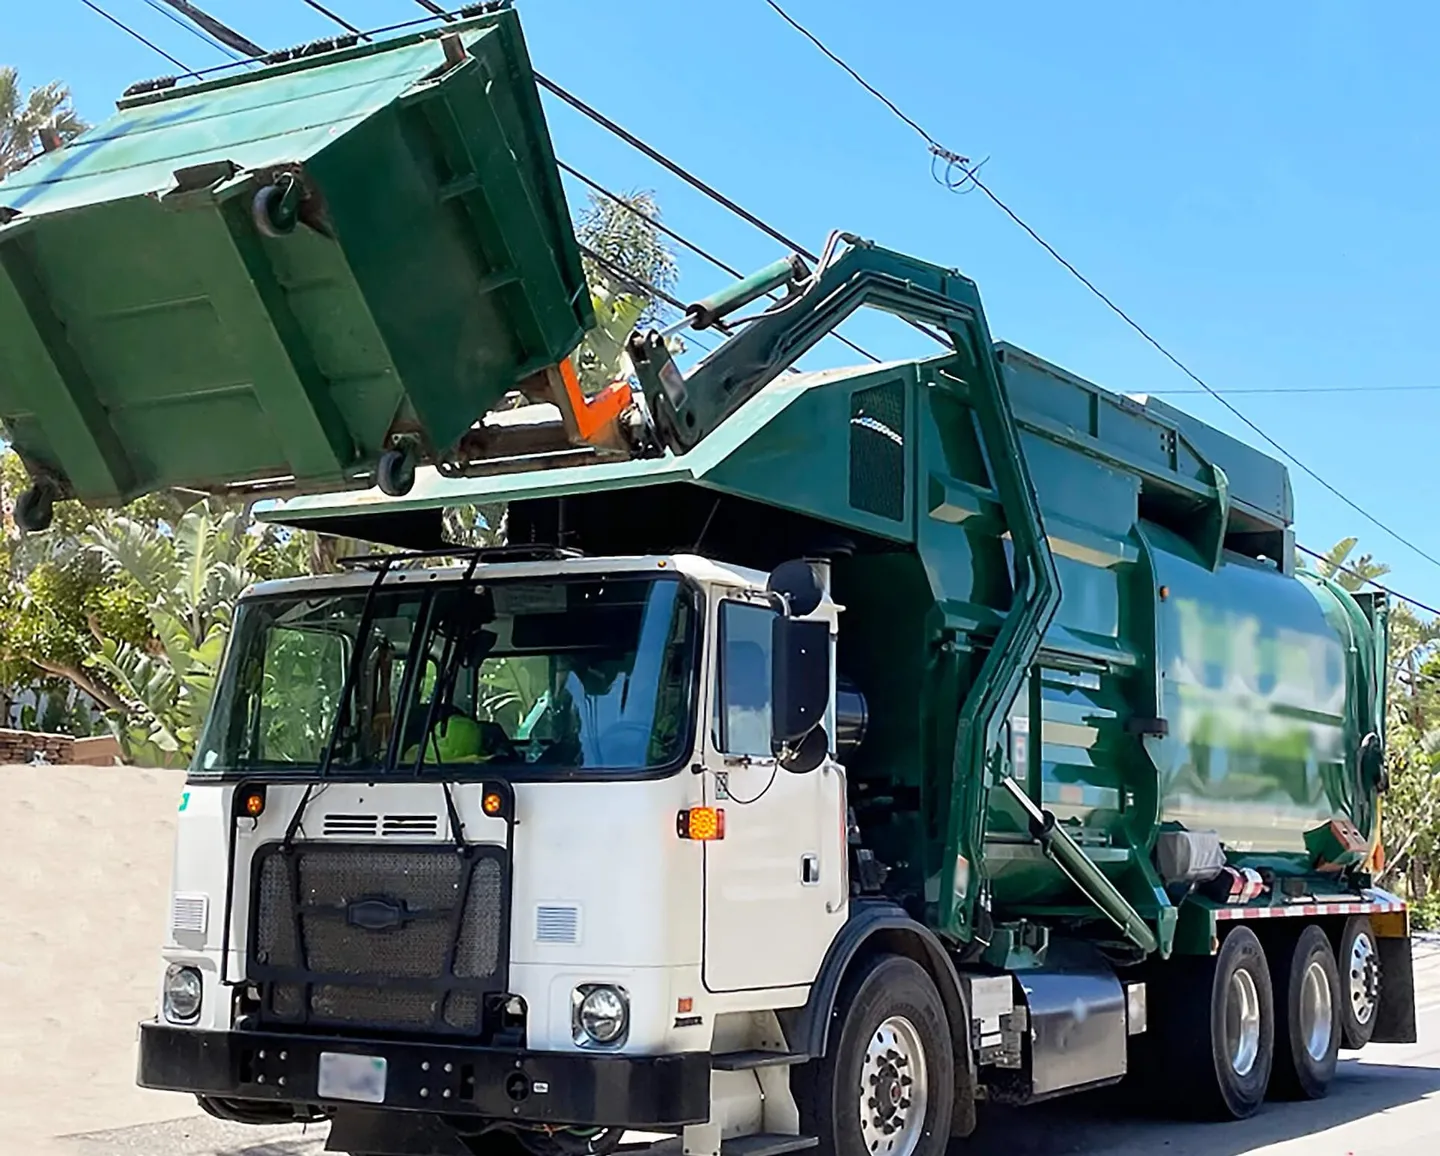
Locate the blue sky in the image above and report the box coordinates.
[6,1,1440,608]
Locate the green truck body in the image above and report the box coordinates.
[273,330,1391,954]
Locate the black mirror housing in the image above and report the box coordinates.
[767,559,825,618]
[771,616,829,757]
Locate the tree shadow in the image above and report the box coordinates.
[955,1057,1440,1155]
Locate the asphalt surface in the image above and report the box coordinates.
[9,766,1439,1156]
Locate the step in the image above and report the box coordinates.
[643,1134,818,1156]
[722,1136,819,1156]
[710,1050,808,1071]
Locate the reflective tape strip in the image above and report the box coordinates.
[1213,893,1407,922]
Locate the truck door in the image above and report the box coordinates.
[702,595,846,993]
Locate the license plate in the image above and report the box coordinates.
[317,1052,387,1104]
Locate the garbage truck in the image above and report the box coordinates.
[0,7,1416,1156]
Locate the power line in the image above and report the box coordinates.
[77,0,198,76]
[114,8,467,82]
[534,73,948,352]
[559,160,881,365]
[154,0,266,56]
[761,0,1440,577]
[1150,385,1440,397]
[1296,543,1440,618]
[138,0,244,60]
[535,74,814,262]
[299,1,371,39]
[575,245,721,357]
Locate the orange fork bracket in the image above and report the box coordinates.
[553,356,633,445]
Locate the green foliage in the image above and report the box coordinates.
[575,189,676,325]
[1410,893,1440,933]
[0,67,86,178]
[1312,537,1440,906]
[252,624,347,764]
[1301,535,1392,592]
[573,189,681,394]
[1380,598,1440,903]
[83,501,306,764]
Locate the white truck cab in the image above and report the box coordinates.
[142,550,859,1156]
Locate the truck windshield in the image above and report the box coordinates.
[193,574,697,778]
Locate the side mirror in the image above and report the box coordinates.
[771,616,830,773]
[767,559,825,618]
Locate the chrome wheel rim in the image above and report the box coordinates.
[1348,932,1378,1027]
[1226,968,1262,1077]
[859,1015,929,1156]
[1300,958,1334,1061]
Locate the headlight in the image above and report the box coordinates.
[163,964,203,1023]
[572,984,629,1046]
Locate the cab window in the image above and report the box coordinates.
[713,601,775,758]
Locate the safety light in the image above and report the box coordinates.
[235,786,266,819]
[677,807,725,841]
[482,792,503,817]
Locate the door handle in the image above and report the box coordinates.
[801,854,820,886]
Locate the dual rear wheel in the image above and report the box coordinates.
[1152,917,1371,1118]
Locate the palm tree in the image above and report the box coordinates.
[0,67,87,179]
[1305,536,1391,592]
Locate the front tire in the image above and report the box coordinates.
[1338,915,1381,1050]
[796,953,954,1156]
[1270,924,1341,1099]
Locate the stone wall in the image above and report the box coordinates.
[0,728,74,764]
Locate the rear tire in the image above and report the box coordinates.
[795,953,954,1156]
[1270,924,1341,1099]
[1155,926,1275,1119]
[1337,915,1380,1050]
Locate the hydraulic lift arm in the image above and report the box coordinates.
[630,235,1063,942]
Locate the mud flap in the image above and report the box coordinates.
[1372,935,1418,1044]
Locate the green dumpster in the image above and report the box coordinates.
[0,7,592,529]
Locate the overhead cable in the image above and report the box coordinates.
[760,0,1440,575]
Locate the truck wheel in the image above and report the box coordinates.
[1338,915,1381,1049]
[796,953,954,1156]
[1270,924,1341,1099]
[1158,926,1275,1119]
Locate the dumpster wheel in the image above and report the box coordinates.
[376,448,417,497]
[14,481,56,533]
[252,179,301,238]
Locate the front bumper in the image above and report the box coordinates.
[137,1022,710,1127]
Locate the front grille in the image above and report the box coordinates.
[248,843,509,1035]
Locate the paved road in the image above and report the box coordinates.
[10,767,1439,1156]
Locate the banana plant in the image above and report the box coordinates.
[82,500,268,764]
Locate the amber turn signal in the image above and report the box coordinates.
[677,807,725,841]
[482,792,504,816]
